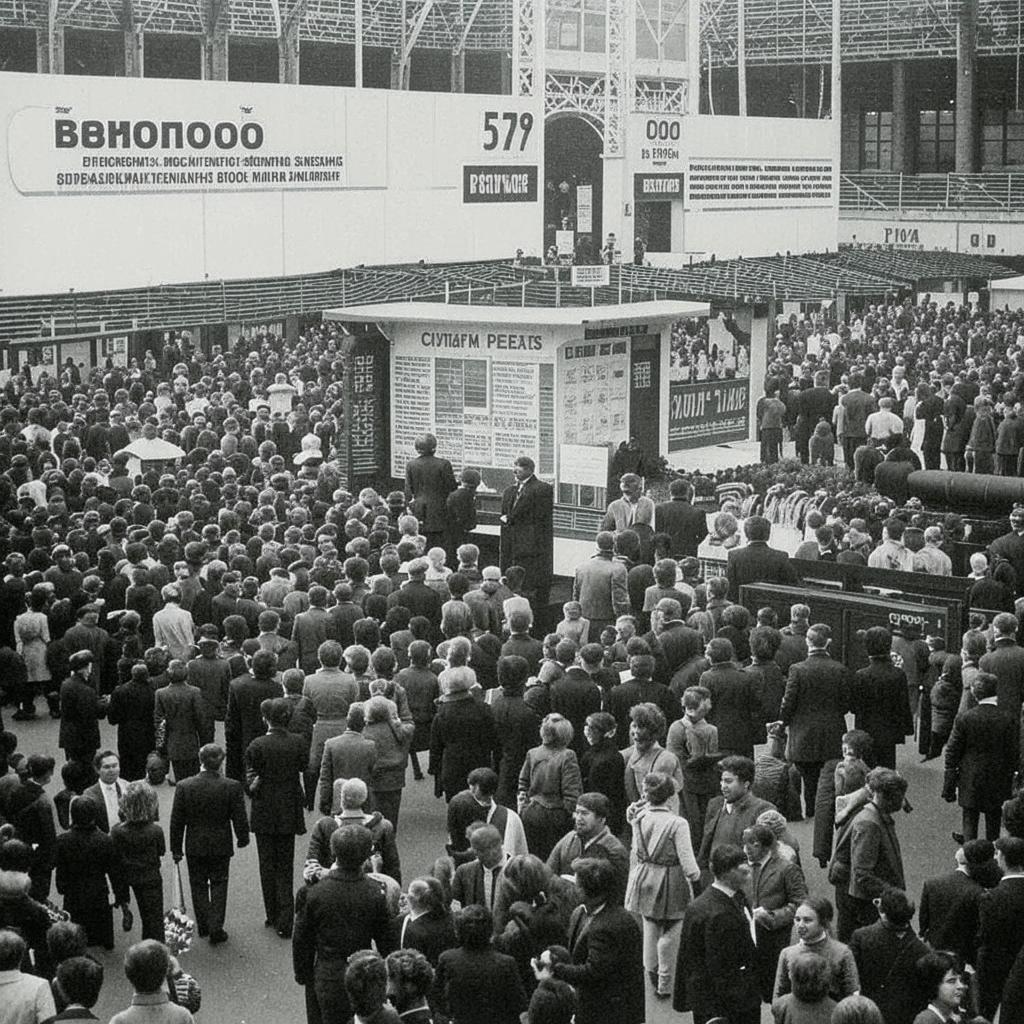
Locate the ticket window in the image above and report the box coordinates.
[636,201,672,253]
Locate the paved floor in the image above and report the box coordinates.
[8,711,957,1023]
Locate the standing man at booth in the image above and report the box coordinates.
[405,433,457,553]
[500,456,554,617]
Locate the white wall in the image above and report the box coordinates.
[0,74,544,296]
[616,112,839,259]
[840,214,1024,257]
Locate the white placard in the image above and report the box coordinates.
[559,443,610,487]
[556,230,575,256]
[576,184,593,233]
[571,265,610,287]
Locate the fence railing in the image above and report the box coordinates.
[840,172,1024,212]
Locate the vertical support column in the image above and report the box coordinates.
[390,49,402,88]
[201,0,229,80]
[956,0,978,173]
[687,0,700,113]
[451,48,464,91]
[37,24,64,73]
[124,29,144,76]
[354,0,362,86]
[500,52,512,94]
[891,60,910,172]
[279,18,300,83]
[737,0,747,116]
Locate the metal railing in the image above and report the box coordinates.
[840,172,1024,213]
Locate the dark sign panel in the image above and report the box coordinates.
[668,377,748,451]
[463,164,538,203]
[634,173,684,198]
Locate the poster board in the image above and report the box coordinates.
[559,444,610,488]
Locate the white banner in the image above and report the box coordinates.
[685,157,835,209]
[576,184,593,233]
[571,265,610,287]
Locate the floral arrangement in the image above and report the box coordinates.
[163,906,195,956]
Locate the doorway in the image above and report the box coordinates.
[544,114,604,259]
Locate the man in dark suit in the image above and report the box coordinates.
[81,750,127,833]
[979,612,1024,722]
[572,532,631,640]
[154,659,213,784]
[793,370,835,463]
[699,638,762,759]
[725,515,798,602]
[293,824,395,1024]
[169,743,249,944]
[225,649,282,783]
[490,656,541,808]
[549,657,602,759]
[291,587,331,675]
[743,822,808,1001]
[698,755,776,874]
[778,623,850,818]
[552,857,644,1024]
[978,836,1024,1018]
[849,888,929,1024]
[451,824,506,913]
[919,839,993,965]
[405,432,457,552]
[841,372,877,468]
[59,650,106,769]
[106,663,156,781]
[654,478,708,558]
[674,844,761,1024]
[387,559,442,635]
[500,456,554,612]
[944,671,1020,841]
[8,754,58,901]
[245,697,307,938]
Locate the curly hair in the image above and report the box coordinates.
[385,948,435,999]
[119,781,159,824]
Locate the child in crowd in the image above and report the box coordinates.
[809,420,834,465]
[555,600,589,647]
[455,543,482,586]
[834,729,872,799]
[424,547,452,598]
[771,950,836,1024]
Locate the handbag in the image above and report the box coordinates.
[163,861,195,956]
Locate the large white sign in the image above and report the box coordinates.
[0,74,543,294]
[9,105,346,195]
[686,157,835,209]
[389,322,560,484]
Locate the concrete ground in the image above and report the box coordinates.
[7,710,959,1024]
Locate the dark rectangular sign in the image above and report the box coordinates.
[668,377,749,451]
[634,173,684,198]
[463,164,538,203]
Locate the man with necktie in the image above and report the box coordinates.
[81,750,126,832]
[675,843,762,1024]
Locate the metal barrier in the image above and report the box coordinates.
[840,172,1024,212]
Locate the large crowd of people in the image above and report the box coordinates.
[0,310,1023,1024]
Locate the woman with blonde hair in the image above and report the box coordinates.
[625,770,700,999]
[517,714,581,860]
[110,780,165,941]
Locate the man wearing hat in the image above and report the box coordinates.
[60,651,106,768]
[44,544,83,601]
[387,559,441,636]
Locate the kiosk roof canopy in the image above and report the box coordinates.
[322,299,710,325]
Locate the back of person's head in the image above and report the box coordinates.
[123,940,170,995]
[528,977,578,1024]
[455,904,493,950]
[46,920,87,964]
[318,640,343,668]
[744,516,770,542]
[831,994,885,1024]
[710,843,746,880]
[971,671,998,701]
[788,950,832,1003]
[344,950,388,1018]
[407,639,432,668]
[199,743,225,771]
[807,623,831,649]
[69,795,98,829]
[842,729,874,761]
[340,777,369,810]
[706,637,734,665]
[994,612,1018,636]
[750,626,782,661]
[466,767,498,797]
[498,654,530,692]
[996,834,1024,871]
[251,649,278,679]
[55,955,104,1009]
[260,696,293,729]
[706,576,729,600]
[878,886,915,927]
[386,947,436,1003]
[509,609,531,634]
[571,856,616,902]
[0,929,26,971]
[330,824,373,870]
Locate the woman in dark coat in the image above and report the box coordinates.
[579,712,626,837]
[395,641,439,782]
[245,696,307,937]
[429,669,497,803]
[110,780,165,941]
[54,797,125,949]
[106,662,156,780]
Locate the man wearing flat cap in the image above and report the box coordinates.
[60,651,107,769]
[63,603,110,670]
[386,559,442,636]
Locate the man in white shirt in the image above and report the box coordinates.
[451,824,506,913]
[867,517,915,572]
[913,527,954,576]
[82,750,126,833]
[865,396,906,441]
[152,584,196,662]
